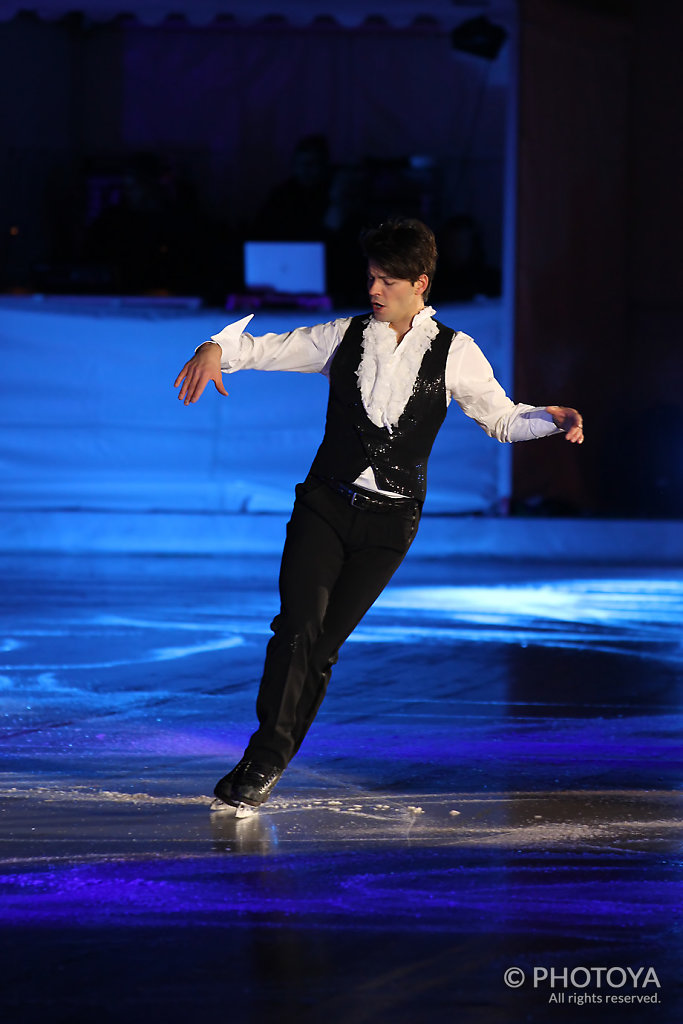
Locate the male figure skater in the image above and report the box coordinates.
[174,219,583,809]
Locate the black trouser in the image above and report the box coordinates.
[244,476,421,768]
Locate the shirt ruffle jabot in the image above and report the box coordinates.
[355,306,439,433]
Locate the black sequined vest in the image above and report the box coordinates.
[309,313,454,501]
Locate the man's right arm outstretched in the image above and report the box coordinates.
[174,315,350,406]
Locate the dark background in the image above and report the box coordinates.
[514,0,683,520]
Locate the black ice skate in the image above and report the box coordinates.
[212,758,283,816]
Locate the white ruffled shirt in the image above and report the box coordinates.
[206,307,560,495]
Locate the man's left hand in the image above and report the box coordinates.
[546,405,584,444]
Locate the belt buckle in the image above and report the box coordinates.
[349,490,370,509]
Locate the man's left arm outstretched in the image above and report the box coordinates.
[546,405,584,444]
[446,332,584,446]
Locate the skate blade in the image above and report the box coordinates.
[210,797,258,818]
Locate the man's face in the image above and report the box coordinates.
[367,262,427,331]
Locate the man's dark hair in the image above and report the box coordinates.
[360,218,438,300]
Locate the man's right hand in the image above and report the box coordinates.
[174,342,229,404]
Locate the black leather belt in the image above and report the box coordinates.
[325,479,417,512]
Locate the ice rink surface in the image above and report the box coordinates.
[1,551,682,1023]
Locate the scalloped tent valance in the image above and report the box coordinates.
[0,1,507,29]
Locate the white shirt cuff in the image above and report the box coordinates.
[196,314,255,367]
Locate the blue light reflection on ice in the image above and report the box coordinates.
[376,579,683,625]
[2,579,683,685]
[366,579,683,661]
[0,853,680,931]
